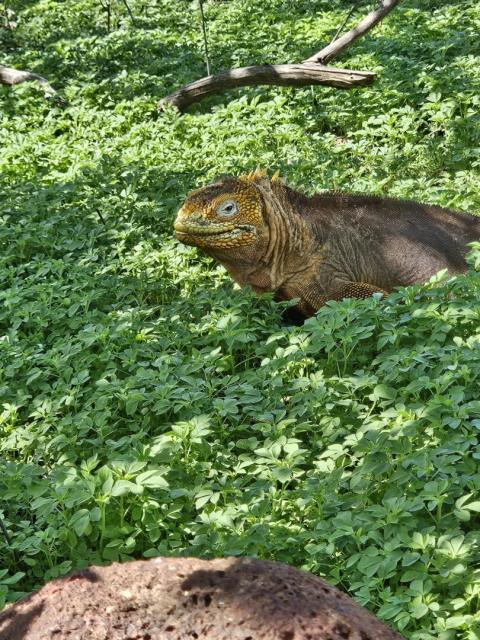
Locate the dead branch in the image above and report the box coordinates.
[305,0,401,64]
[160,63,374,111]
[159,0,401,111]
[0,64,68,105]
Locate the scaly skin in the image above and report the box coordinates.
[174,171,480,318]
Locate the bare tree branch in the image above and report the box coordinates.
[159,63,375,111]
[305,0,401,64]
[0,64,68,105]
[159,0,401,111]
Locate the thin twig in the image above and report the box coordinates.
[198,0,211,76]
[96,209,107,225]
[120,0,136,24]
[98,0,112,32]
[331,1,359,45]
[0,516,12,547]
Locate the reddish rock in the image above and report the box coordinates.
[0,556,405,639]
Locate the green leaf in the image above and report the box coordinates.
[0,572,25,586]
[377,602,403,620]
[70,509,90,536]
[372,384,397,400]
[136,470,169,489]
[357,552,382,578]
[111,480,143,497]
[411,602,429,619]
[464,501,480,512]
[402,552,421,567]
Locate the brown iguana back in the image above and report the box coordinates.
[174,171,480,317]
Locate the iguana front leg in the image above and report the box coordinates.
[333,282,388,301]
[296,281,388,317]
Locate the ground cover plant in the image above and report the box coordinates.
[1,0,480,637]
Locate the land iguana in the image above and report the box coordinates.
[174,170,480,318]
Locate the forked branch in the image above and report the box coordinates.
[160,0,401,112]
[305,0,401,63]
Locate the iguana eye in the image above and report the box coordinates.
[216,200,238,217]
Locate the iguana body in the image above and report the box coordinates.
[174,172,480,317]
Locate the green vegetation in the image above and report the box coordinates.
[1,0,480,637]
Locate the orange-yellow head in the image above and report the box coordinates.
[174,173,267,251]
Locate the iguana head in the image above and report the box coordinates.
[174,172,270,251]
[174,170,318,298]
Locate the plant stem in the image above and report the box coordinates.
[198,0,211,76]
[0,516,12,546]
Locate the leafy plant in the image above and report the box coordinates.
[1,2,480,639]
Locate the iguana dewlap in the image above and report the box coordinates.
[174,171,480,318]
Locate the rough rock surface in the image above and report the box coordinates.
[0,556,405,640]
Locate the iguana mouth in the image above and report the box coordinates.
[174,221,256,237]
[174,222,257,248]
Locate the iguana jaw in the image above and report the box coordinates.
[174,219,257,248]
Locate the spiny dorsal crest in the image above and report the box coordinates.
[241,168,284,184]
